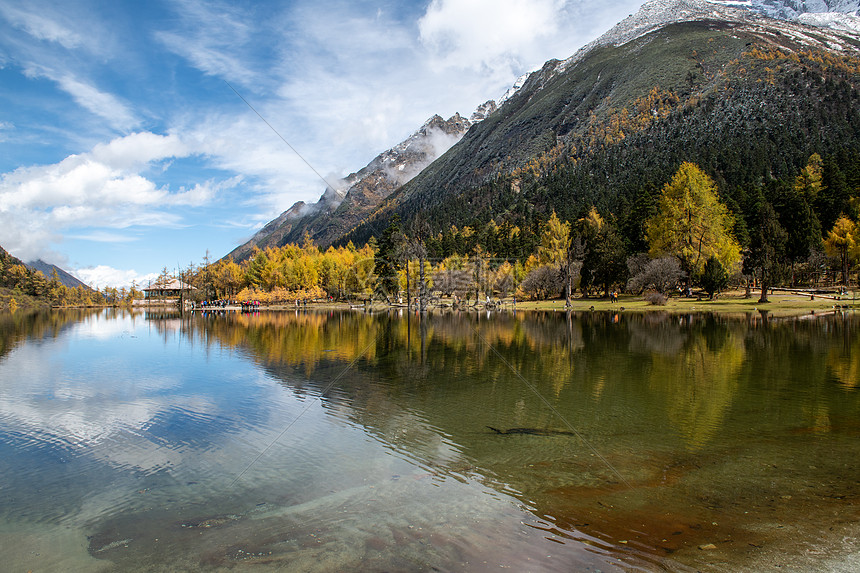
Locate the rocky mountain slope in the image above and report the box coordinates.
[227,106,499,260]
[718,0,860,19]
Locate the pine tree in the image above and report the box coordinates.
[700,256,728,300]
[745,201,788,303]
[373,215,404,299]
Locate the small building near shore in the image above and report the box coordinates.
[143,278,196,303]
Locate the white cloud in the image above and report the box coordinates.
[418,0,647,78]
[171,176,243,206]
[0,131,236,262]
[74,265,158,290]
[91,132,189,170]
[0,3,83,49]
[54,74,140,131]
[68,231,138,243]
[0,132,216,212]
[181,113,328,213]
[419,0,565,74]
[0,121,12,143]
[154,0,259,85]
[20,64,140,132]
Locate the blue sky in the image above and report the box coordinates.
[0,0,643,288]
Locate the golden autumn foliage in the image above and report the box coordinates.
[537,211,571,266]
[646,162,742,281]
[584,87,681,148]
[824,216,859,285]
[743,44,860,75]
[201,241,377,301]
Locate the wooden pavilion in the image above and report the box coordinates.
[143,278,196,303]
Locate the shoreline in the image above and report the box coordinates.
[185,289,857,318]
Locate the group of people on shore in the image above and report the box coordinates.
[193,299,260,311]
[196,299,234,308]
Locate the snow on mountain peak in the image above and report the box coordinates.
[497,73,531,107]
[550,0,860,76]
[710,1,860,19]
[708,1,860,32]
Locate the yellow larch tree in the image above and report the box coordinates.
[645,162,741,286]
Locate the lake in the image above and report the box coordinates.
[1,307,859,571]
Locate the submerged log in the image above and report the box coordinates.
[487,426,576,436]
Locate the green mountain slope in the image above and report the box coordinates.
[340,17,860,248]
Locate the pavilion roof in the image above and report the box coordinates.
[143,278,197,292]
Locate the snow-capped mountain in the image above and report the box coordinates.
[228,103,507,257]
[544,0,860,78]
[497,73,531,108]
[713,0,860,19]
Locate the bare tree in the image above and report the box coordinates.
[561,236,585,306]
[433,269,472,298]
[520,264,564,300]
[626,255,685,295]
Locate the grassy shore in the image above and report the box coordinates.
[241,289,857,318]
[511,289,857,317]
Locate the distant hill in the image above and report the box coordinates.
[25,260,91,290]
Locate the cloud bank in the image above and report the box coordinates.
[0,132,235,264]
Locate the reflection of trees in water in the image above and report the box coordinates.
[827,329,859,390]
[185,310,860,457]
[187,311,592,391]
[647,318,746,451]
[186,311,382,378]
[0,309,96,363]
[743,313,860,435]
[627,312,688,356]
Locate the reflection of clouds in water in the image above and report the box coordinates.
[325,385,470,476]
[379,411,466,468]
[0,330,231,474]
[70,312,141,340]
[0,389,214,473]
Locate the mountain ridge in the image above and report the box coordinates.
[336,7,860,248]
[227,107,499,260]
[228,0,860,258]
